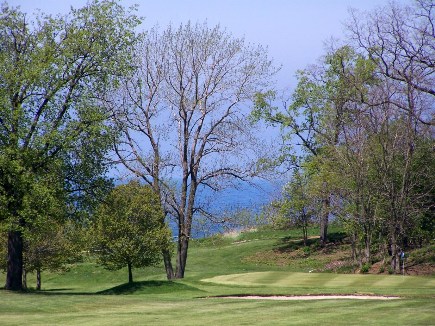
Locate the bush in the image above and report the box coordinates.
[360,263,371,274]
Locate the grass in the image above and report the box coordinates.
[1,226,434,325]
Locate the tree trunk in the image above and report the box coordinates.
[128,262,133,284]
[175,236,189,279]
[350,231,359,272]
[22,267,27,290]
[5,230,24,291]
[364,233,371,264]
[390,233,398,274]
[36,269,41,290]
[303,224,307,246]
[162,249,175,279]
[319,195,330,247]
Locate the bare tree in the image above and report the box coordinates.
[347,0,435,126]
[111,22,276,278]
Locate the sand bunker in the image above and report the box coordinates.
[215,295,400,300]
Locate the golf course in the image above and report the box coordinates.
[1,227,433,325]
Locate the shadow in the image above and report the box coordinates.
[39,288,74,292]
[2,281,203,296]
[275,231,348,253]
[275,237,319,253]
[0,288,94,296]
[327,231,347,244]
[98,280,203,295]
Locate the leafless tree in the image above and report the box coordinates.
[347,0,435,126]
[110,22,276,278]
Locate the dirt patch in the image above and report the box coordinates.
[370,261,435,276]
[213,295,400,300]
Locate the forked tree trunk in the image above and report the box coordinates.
[5,230,24,291]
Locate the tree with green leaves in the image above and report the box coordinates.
[252,45,373,246]
[0,0,140,290]
[280,170,315,246]
[23,220,83,290]
[92,181,171,284]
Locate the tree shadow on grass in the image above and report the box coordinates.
[98,280,203,295]
[275,231,348,253]
[275,237,319,253]
[1,280,203,296]
[0,288,92,295]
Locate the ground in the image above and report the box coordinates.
[238,230,435,276]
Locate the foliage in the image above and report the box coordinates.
[92,181,172,283]
[279,170,316,245]
[253,0,434,273]
[0,0,140,290]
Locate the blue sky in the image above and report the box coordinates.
[11,0,392,90]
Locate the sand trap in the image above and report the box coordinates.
[214,295,400,300]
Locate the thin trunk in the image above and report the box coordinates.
[390,233,398,274]
[363,225,371,264]
[358,244,363,268]
[36,269,41,290]
[351,231,358,273]
[303,226,307,246]
[319,195,330,247]
[364,236,371,264]
[162,249,174,279]
[22,267,27,290]
[5,230,24,291]
[128,262,133,284]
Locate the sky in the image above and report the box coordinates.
[10,0,393,90]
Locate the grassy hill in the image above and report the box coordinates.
[0,226,434,325]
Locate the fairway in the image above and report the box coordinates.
[203,271,435,294]
[1,228,434,325]
[1,270,434,325]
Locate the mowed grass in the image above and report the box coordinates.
[1,227,434,325]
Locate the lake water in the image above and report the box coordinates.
[168,180,282,238]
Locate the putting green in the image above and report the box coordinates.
[202,271,435,292]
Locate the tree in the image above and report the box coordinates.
[23,221,83,290]
[92,181,171,284]
[345,0,435,272]
[280,171,315,246]
[0,1,140,290]
[347,0,435,126]
[252,46,370,246]
[110,22,276,278]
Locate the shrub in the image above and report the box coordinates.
[360,263,371,274]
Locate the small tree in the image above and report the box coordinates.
[281,171,315,246]
[23,221,83,290]
[93,181,171,284]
